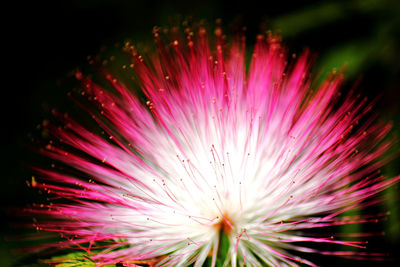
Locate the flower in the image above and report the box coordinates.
[28,26,399,266]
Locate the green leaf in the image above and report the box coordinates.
[42,251,95,267]
[216,231,230,266]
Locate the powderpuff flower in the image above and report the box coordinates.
[28,26,399,266]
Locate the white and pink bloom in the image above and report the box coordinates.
[28,27,399,266]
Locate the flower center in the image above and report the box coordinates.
[214,214,234,235]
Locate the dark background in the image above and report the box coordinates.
[3,0,400,266]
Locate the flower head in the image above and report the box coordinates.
[28,26,399,266]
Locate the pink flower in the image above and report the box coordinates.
[29,27,399,266]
